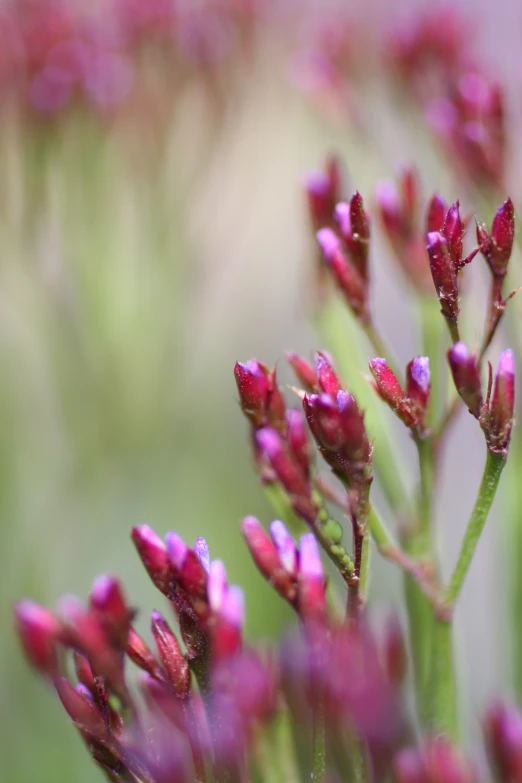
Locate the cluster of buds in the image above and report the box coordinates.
[369,356,431,438]
[0,0,263,118]
[448,343,515,456]
[427,69,506,191]
[394,736,476,783]
[426,200,480,336]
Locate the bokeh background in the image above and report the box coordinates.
[3,1,522,780]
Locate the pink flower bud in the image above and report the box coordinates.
[333,193,370,280]
[489,198,515,276]
[89,575,130,647]
[194,537,210,573]
[126,627,160,678]
[426,193,447,233]
[486,702,522,782]
[234,360,269,427]
[241,516,296,602]
[488,349,515,455]
[375,180,404,245]
[442,201,464,267]
[286,409,310,477]
[286,351,317,390]
[336,390,372,465]
[447,343,482,417]
[406,357,431,414]
[297,534,326,622]
[315,352,342,397]
[316,228,368,320]
[305,171,336,230]
[74,652,95,692]
[369,358,416,429]
[256,427,310,500]
[132,525,172,596]
[55,677,107,737]
[151,612,190,697]
[393,746,426,783]
[427,231,459,321]
[208,559,228,613]
[14,600,61,678]
[270,520,298,577]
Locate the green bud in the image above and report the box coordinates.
[323,518,343,543]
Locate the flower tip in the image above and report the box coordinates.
[316,227,340,259]
[299,533,323,578]
[166,532,188,570]
[193,537,210,572]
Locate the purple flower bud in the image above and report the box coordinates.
[208,560,228,612]
[221,586,245,628]
[132,525,171,596]
[127,627,160,678]
[89,575,130,647]
[256,427,310,500]
[490,198,515,275]
[427,231,459,322]
[166,532,188,571]
[447,342,483,417]
[14,600,61,679]
[242,517,296,602]
[193,537,210,573]
[334,201,351,241]
[486,702,522,782]
[55,677,106,737]
[316,228,368,320]
[442,201,464,267]
[234,360,269,427]
[286,409,311,477]
[426,193,447,233]
[151,611,190,697]
[488,349,515,455]
[286,351,317,390]
[406,356,431,415]
[270,520,298,577]
[315,352,342,397]
[369,358,414,428]
[297,534,326,622]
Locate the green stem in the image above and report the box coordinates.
[312,704,326,783]
[419,296,445,429]
[428,619,457,738]
[358,528,371,601]
[445,449,506,606]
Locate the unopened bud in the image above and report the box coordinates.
[55,677,106,737]
[194,537,210,573]
[270,520,298,577]
[406,357,431,414]
[427,231,459,322]
[315,352,342,397]
[447,343,482,417]
[15,600,61,679]
[89,576,130,648]
[286,409,311,477]
[488,349,515,455]
[126,627,160,678]
[426,193,447,233]
[485,702,522,782]
[241,516,296,601]
[442,201,463,267]
[234,360,269,427]
[297,534,326,622]
[369,358,415,429]
[316,228,368,320]
[256,427,310,500]
[151,612,190,698]
[286,352,317,390]
[132,525,172,596]
[490,198,515,276]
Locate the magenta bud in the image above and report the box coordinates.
[350,191,370,242]
[447,342,482,417]
[334,201,351,241]
[304,393,344,452]
[256,427,310,500]
[426,193,447,233]
[375,180,403,243]
[270,520,298,577]
[336,390,372,464]
[286,409,310,477]
[132,525,171,596]
[126,627,160,678]
[442,201,464,267]
[406,357,431,412]
[151,612,189,697]
[369,358,416,429]
[234,360,269,427]
[242,517,296,602]
[305,157,340,230]
[427,231,459,321]
[74,652,95,691]
[315,352,342,397]
[14,600,61,678]
[393,746,426,783]
[287,352,317,390]
[55,677,106,737]
[490,198,515,276]
[208,559,228,612]
[423,737,476,783]
[166,532,188,571]
[316,228,368,320]
[297,534,326,622]
[488,349,515,455]
[220,586,245,628]
[194,537,210,573]
[89,576,130,647]
[485,702,522,782]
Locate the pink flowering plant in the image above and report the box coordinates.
[12,3,522,783]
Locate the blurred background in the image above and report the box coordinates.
[3,1,522,780]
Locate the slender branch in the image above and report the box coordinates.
[445,449,506,607]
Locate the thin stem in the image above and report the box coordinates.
[415,436,435,557]
[312,704,326,783]
[445,449,506,606]
[444,316,460,344]
[358,528,371,602]
[428,619,457,738]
